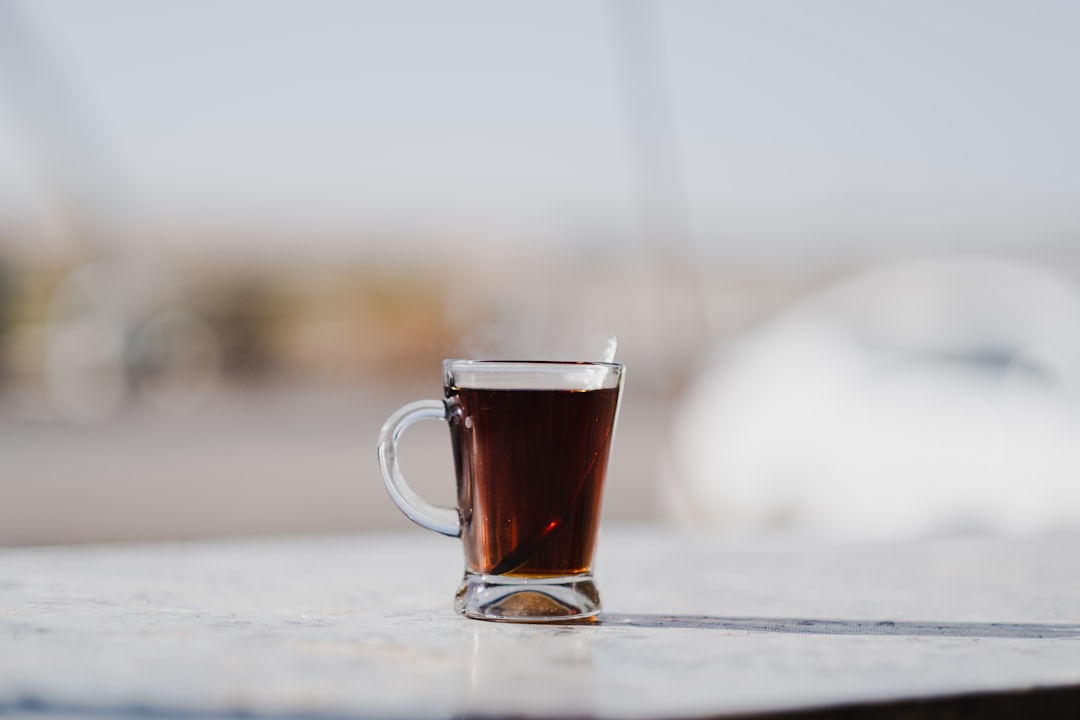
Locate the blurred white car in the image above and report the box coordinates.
[671,256,1080,540]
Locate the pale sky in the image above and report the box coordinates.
[1,0,1078,260]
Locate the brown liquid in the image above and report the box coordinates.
[448,386,619,577]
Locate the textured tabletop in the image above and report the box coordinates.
[2,528,1080,718]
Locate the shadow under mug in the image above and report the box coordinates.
[377,359,624,622]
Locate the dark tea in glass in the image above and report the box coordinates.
[449,385,619,577]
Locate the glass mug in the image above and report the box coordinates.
[377,360,624,622]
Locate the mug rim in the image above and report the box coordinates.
[443,358,623,370]
[443,359,623,391]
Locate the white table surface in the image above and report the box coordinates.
[2,528,1079,718]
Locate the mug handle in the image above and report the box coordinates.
[377,399,461,537]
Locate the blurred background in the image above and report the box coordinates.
[2,0,1079,546]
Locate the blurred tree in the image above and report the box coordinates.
[0,252,11,388]
[202,280,279,383]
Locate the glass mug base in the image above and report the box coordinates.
[455,572,601,622]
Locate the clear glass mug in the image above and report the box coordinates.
[377,360,624,622]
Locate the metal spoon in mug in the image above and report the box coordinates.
[602,335,618,364]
